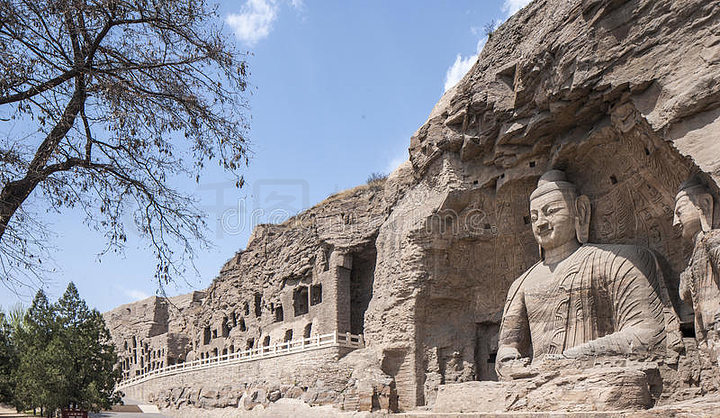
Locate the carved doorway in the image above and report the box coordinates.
[474,322,499,381]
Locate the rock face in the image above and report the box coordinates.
[120,346,396,413]
[435,363,656,413]
[192,179,403,362]
[107,180,409,412]
[104,292,205,380]
[105,0,720,414]
[364,0,720,409]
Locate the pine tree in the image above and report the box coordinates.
[0,312,17,404]
[9,285,120,415]
[56,282,121,411]
[13,289,66,416]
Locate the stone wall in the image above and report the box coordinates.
[105,292,205,379]
[120,346,394,412]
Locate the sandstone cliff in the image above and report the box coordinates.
[365,0,720,408]
[107,0,720,414]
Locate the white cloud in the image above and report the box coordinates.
[442,0,531,92]
[502,0,533,18]
[226,0,279,46]
[476,36,487,54]
[289,0,304,9]
[385,153,407,175]
[442,30,489,93]
[125,289,149,301]
[443,54,477,92]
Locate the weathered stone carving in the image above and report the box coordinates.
[496,170,681,378]
[104,0,720,412]
[674,176,720,349]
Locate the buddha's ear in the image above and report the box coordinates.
[575,195,591,244]
[697,192,714,232]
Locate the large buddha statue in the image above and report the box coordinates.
[674,176,720,348]
[496,170,681,378]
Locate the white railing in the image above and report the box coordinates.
[116,332,364,389]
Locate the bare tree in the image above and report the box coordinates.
[483,19,498,38]
[0,0,249,289]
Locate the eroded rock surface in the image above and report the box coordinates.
[364,0,720,409]
[106,0,720,414]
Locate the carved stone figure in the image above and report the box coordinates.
[674,176,720,347]
[496,170,681,378]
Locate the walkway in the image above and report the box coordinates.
[0,405,29,418]
[118,332,364,389]
[0,403,166,417]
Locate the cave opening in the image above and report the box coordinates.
[293,286,309,316]
[474,322,499,381]
[350,242,377,335]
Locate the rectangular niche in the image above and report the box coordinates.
[293,286,309,316]
[274,305,284,322]
[310,284,322,305]
[254,293,262,318]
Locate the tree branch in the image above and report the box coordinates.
[0,69,79,105]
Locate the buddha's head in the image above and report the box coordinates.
[673,176,714,241]
[529,170,591,254]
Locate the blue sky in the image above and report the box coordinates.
[1,0,531,312]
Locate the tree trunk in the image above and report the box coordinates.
[0,80,85,242]
[0,176,44,237]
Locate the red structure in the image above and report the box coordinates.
[61,409,87,418]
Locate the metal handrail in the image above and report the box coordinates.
[116,332,364,389]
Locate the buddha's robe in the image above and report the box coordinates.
[679,230,720,344]
[497,244,681,368]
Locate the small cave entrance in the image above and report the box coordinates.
[350,241,377,335]
[310,284,322,305]
[380,348,405,412]
[203,326,211,345]
[222,316,230,337]
[254,293,262,318]
[680,322,696,339]
[474,322,499,381]
[274,305,284,322]
[293,286,309,316]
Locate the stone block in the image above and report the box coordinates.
[434,365,655,414]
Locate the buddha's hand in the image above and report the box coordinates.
[496,347,531,379]
[562,344,591,359]
[497,347,523,363]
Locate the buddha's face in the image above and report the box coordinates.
[529,190,578,251]
[673,194,704,241]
